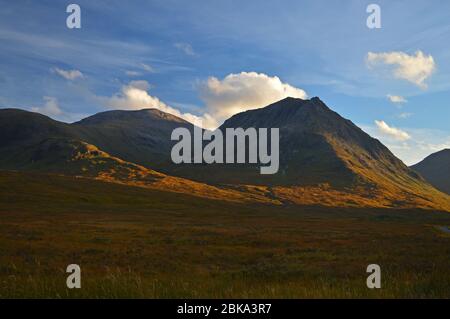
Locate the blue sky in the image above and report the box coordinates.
[0,0,449,164]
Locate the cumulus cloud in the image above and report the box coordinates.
[31,96,63,117]
[387,94,407,104]
[52,67,83,80]
[99,80,217,128]
[174,42,195,56]
[97,72,307,129]
[367,51,435,89]
[375,120,411,141]
[200,72,308,123]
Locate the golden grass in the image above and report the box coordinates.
[0,170,449,298]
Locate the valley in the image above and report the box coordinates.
[0,170,449,298]
[1,97,449,298]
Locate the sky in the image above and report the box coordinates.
[0,0,449,165]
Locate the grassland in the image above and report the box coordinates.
[0,170,449,298]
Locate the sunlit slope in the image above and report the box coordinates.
[217,97,450,210]
[1,102,449,211]
[0,137,274,204]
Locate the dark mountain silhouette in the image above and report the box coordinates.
[0,97,449,210]
[411,149,450,194]
[0,109,78,169]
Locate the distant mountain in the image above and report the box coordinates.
[1,98,449,211]
[411,149,450,194]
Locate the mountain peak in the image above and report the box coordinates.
[220,96,335,131]
[1,98,449,210]
[266,96,327,109]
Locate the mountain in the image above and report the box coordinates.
[212,96,395,186]
[0,108,79,169]
[0,108,196,172]
[212,97,449,209]
[0,133,272,204]
[411,149,450,194]
[1,98,449,211]
[73,109,195,170]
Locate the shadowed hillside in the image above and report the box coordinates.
[1,98,449,211]
[411,149,450,194]
[73,109,195,169]
[174,97,450,210]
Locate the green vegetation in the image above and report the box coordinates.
[1,171,449,298]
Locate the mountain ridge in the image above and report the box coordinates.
[1,97,449,211]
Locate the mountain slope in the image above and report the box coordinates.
[216,97,450,210]
[73,109,196,171]
[218,97,413,183]
[0,108,198,174]
[0,135,273,204]
[411,149,450,194]
[0,109,271,203]
[1,100,449,211]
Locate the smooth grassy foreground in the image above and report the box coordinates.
[0,171,449,298]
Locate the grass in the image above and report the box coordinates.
[0,170,449,298]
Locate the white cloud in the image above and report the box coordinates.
[97,72,307,129]
[174,42,195,56]
[200,72,308,124]
[125,63,153,77]
[28,96,86,122]
[387,94,407,104]
[140,63,155,73]
[367,51,435,89]
[375,120,411,141]
[31,96,63,117]
[99,80,217,128]
[52,67,83,80]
